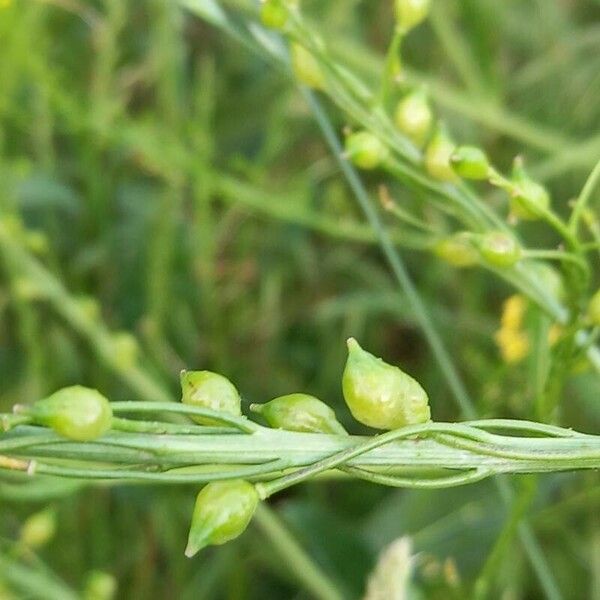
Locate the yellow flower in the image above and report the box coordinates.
[548,324,563,347]
[501,294,528,331]
[494,328,530,364]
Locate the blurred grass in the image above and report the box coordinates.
[1,0,600,598]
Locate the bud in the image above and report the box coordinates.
[450,146,490,180]
[27,386,113,441]
[344,131,389,170]
[250,393,347,434]
[180,370,242,426]
[20,508,56,549]
[424,126,458,182]
[509,158,550,220]
[587,289,600,326]
[433,232,478,267]
[342,338,430,430]
[290,43,325,90]
[395,0,431,33]
[185,480,259,557]
[477,231,522,268]
[393,90,433,148]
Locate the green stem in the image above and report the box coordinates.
[253,505,345,600]
[569,157,600,234]
[473,475,538,599]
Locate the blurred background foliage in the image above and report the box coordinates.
[0,0,600,598]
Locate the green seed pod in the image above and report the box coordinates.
[345,131,389,170]
[180,370,242,426]
[394,91,433,148]
[290,43,326,90]
[509,158,550,220]
[27,386,113,441]
[450,145,491,180]
[477,231,522,268]
[185,480,259,557]
[250,393,347,434]
[260,0,288,30]
[424,126,458,182]
[433,232,478,267]
[587,289,600,326]
[342,338,430,430]
[395,0,431,33]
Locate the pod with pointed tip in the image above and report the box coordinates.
[395,0,431,33]
[509,158,550,220]
[290,43,325,90]
[394,91,433,148]
[185,480,259,558]
[250,393,347,434]
[345,131,389,170]
[342,338,430,430]
[425,126,458,182]
[450,146,490,180]
[180,370,242,426]
[433,232,478,267]
[477,231,522,268]
[27,386,113,441]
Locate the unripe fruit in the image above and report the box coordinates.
[344,131,389,170]
[509,158,550,220]
[342,338,430,430]
[433,232,478,267]
[180,370,242,426]
[425,127,458,182]
[450,146,490,180]
[395,0,431,33]
[28,386,113,441]
[185,480,259,557]
[250,393,347,434]
[477,231,522,268]
[290,43,325,90]
[394,91,433,148]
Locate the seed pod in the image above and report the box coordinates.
[185,480,259,557]
[27,386,113,441]
[587,289,600,326]
[477,231,522,268]
[180,370,242,426]
[290,43,326,90]
[450,146,490,180]
[509,158,550,220]
[433,232,478,267]
[342,338,430,430]
[260,0,288,30]
[250,393,347,434]
[424,126,458,182]
[345,131,389,170]
[394,90,433,148]
[395,0,431,33]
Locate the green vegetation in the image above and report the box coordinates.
[1,0,600,598]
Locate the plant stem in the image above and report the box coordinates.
[253,504,345,600]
